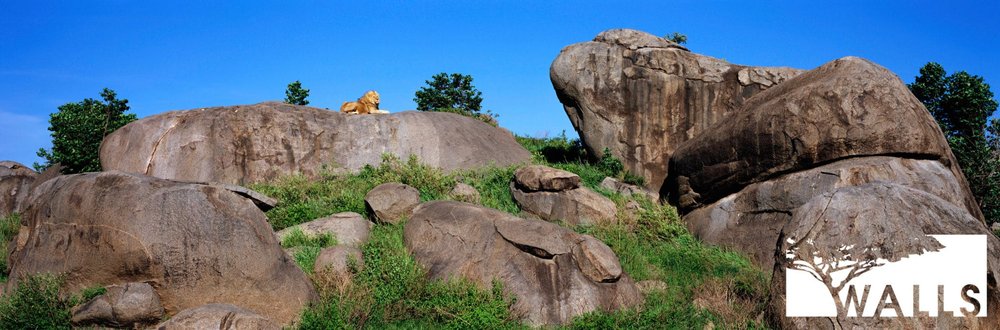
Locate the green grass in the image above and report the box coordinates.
[0,273,108,329]
[280,228,338,274]
[253,148,769,329]
[0,213,20,282]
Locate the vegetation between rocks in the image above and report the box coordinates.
[251,137,769,329]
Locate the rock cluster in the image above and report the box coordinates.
[551,29,802,191]
[660,57,1000,328]
[510,165,616,226]
[404,201,642,325]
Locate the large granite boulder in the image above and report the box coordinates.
[100,102,531,185]
[550,29,802,191]
[0,161,36,216]
[662,57,998,328]
[365,182,421,224]
[404,201,642,325]
[6,171,317,325]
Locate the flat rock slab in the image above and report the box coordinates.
[100,102,531,185]
[513,165,581,192]
[511,182,617,226]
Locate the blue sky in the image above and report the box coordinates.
[2,1,998,166]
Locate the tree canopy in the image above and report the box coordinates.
[285,80,310,106]
[35,88,137,173]
[909,62,1000,224]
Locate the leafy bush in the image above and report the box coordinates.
[515,132,588,164]
[35,88,137,173]
[0,213,20,281]
[0,274,73,329]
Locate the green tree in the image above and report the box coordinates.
[909,62,1000,224]
[285,80,310,105]
[414,73,497,124]
[665,32,687,45]
[35,88,137,174]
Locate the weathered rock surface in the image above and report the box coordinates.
[661,57,998,328]
[0,161,36,216]
[551,29,802,191]
[6,171,316,325]
[313,245,364,275]
[71,282,164,328]
[365,182,420,224]
[404,201,642,325]
[511,166,616,226]
[599,177,658,202]
[154,304,280,330]
[771,183,1000,329]
[276,212,372,248]
[513,165,581,192]
[663,57,980,219]
[448,182,480,204]
[512,183,617,226]
[100,102,531,185]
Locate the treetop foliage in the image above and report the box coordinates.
[285,80,310,106]
[35,88,137,174]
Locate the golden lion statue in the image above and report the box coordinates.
[340,90,387,114]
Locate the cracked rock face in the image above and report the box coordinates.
[662,57,999,328]
[550,29,802,191]
[403,201,642,325]
[100,102,531,185]
[6,171,317,326]
[0,161,36,217]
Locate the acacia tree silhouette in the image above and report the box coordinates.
[782,184,945,324]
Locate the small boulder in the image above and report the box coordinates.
[365,183,420,224]
[513,165,580,192]
[599,177,659,202]
[154,304,280,330]
[0,161,37,216]
[313,245,365,275]
[276,212,372,248]
[511,181,617,226]
[71,282,164,328]
[448,182,480,204]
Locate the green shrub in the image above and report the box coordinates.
[515,132,588,164]
[0,213,20,282]
[0,274,73,329]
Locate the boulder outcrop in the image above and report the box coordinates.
[661,57,999,328]
[0,161,36,216]
[551,29,802,191]
[6,171,316,325]
[511,165,616,226]
[275,212,372,248]
[404,201,642,325]
[365,182,421,224]
[100,102,531,185]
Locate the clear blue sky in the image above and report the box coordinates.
[2,1,998,167]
